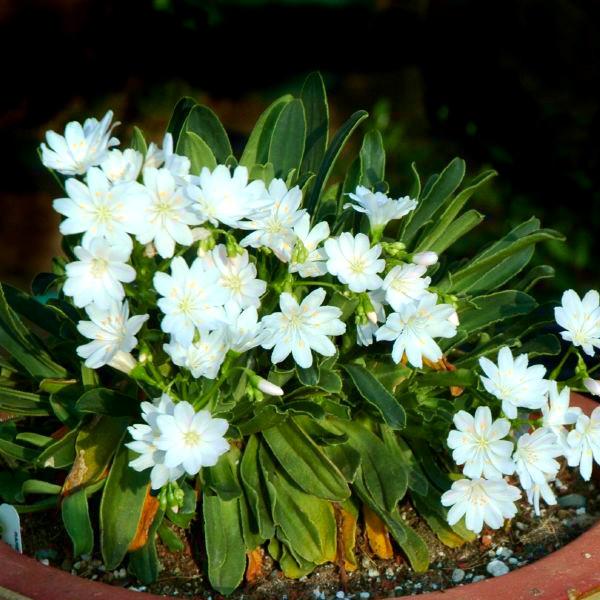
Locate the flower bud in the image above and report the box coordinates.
[256,377,284,397]
[412,251,438,266]
[190,226,212,242]
[449,311,460,327]
[584,378,600,397]
[108,351,137,374]
[366,310,378,325]
[143,242,157,258]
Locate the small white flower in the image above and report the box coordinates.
[41,111,119,176]
[186,165,268,228]
[525,479,557,517]
[155,401,230,475]
[382,263,430,311]
[100,148,143,183]
[154,256,228,346]
[566,407,600,481]
[239,179,305,262]
[63,237,136,309]
[53,167,145,248]
[145,133,190,181]
[126,394,184,490]
[260,288,346,368]
[513,427,562,489]
[289,214,330,277]
[375,293,457,368]
[447,406,514,479]
[324,232,385,293]
[541,381,581,445]
[200,245,266,309]
[441,477,521,534]
[222,304,263,353]
[164,330,227,380]
[132,167,201,258]
[76,301,148,369]
[584,378,600,397]
[555,289,600,356]
[356,289,386,347]
[344,185,417,230]
[479,347,548,419]
[412,251,438,267]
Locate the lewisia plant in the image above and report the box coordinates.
[1,73,599,594]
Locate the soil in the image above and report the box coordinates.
[21,466,600,600]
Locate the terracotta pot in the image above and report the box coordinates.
[1,394,599,600]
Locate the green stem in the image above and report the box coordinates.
[292,280,339,290]
[588,362,600,375]
[550,346,575,380]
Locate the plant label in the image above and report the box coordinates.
[0,503,22,553]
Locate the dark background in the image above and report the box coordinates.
[1,0,598,296]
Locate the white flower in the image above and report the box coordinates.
[357,289,386,347]
[239,179,305,262]
[260,288,346,368]
[154,256,228,346]
[447,407,514,479]
[375,293,457,367]
[555,289,600,356]
[53,167,145,248]
[131,167,201,258]
[155,401,230,475]
[442,478,521,534]
[289,214,330,278]
[186,165,268,228]
[541,381,581,445]
[479,347,549,419]
[566,407,600,481]
[100,148,143,183]
[525,479,557,516]
[222,304,263,353]
[513,427,562,489]
[382,263,430,311]
[412,251,438,267]
[145,133,190,181]
[344,185,417,230]
[63,237,135,309]
[324,232,385,293]
[584,378,600,397]
[126,394,184,490]
[41,111,119,176]
[76,301,148,369]
[164,330,227,380]
[200,245,266,309]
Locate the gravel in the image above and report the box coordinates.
[451,568,465,583]
[486,560,510,577]
[558,493,586,508]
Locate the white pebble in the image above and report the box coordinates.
[385,567,395,579]
[472,575,486,583]
[73,561,82,570]
[496,546,513,559]
[576,507,587,515]
[359,593,370,599]
[487,560,509,577]
[39,558,50,566]
[451,568,465,583]
[336,592,345,599]
[367,568,380,578]
[508,557,518,565]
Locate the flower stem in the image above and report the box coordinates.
[293,280,339,290]
[549,345,575,381]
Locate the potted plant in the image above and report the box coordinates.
[1,72,599,599]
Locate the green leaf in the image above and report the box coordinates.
[176,131,217,174]
[157,522,185,552]
[62,489,94,557]
[426,210,484,255]
[204,447,243,501]
[408,162,421,199]
[391,514,430,572]
[37,428,78,469]
[417,369,477,388]
[300,72,329,175]
[380,429,428,496]
[166,96,196,147]
[128,509,164,585]
[203,493,246,596]
[306,110,369,215]
[518,333,561,358]
[457,290,537,335]
[515,265,556,292]
[0,284,67,379]
[183,105,232,164]
[100,445,151,570]
[240,94,293,168]
[15,432,53,447]
[296,363,319,386]
[21,479,62,495]
[76,388,140,417]
[0,438,38,462]
[402,158,466,245]
[415,169,496,252]
[359,129,385,188]
[341,364,406,430]
[262,419,350,501]
[322,443,360,482]
[0,386,50,416]
[240,435,275,540]
[268,99,306,179]
[131,126,148,156]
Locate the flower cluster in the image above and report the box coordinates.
[442,288,600,533]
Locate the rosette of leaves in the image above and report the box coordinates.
[0,72,563,594]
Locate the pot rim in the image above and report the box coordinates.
[1,393,599,600]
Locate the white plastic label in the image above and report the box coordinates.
[0,503,22,553]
